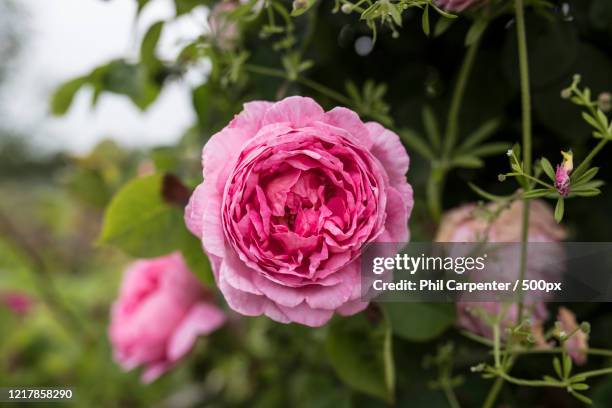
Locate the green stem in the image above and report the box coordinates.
[514,0,532,321]
[443,38,481,156]
[482,377,505,408]
[442,383,462,408]
[573,138,609,179]
[495,370,566,388]
[243,63,352,106]
[575,367,612,380]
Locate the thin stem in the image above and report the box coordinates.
[514,0,532,321]
[573,138,609,179]
[243,63,352,106]
[482,377,505,408]
[495,370,566,388]
[576,367,612,380]
[443,39,481,156]
[442,383,462,408]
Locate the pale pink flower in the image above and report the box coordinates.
[436,199,566,337]
[208,1,240,50]
[557,307,588,365]
[109,253,225,383]
[185,96,413,327]
[434,0,485,12]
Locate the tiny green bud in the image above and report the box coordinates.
[580,321,591,334]
[341,3,352,13]
[560,88,572,99]
[498,174,507,182]
[471,363,485,373]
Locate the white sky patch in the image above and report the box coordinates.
[0,0,210,154]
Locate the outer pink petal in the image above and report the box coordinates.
[218,270,290,323]
[366,121,410,188]
[167,303,226,361]
[198,177,226,258]
[381,186,411,243]
[184,183,207,238]
[220,250,263,295]
[141,361,171,384]
[252,273,305,308]
[303,265,358,310]
[202,127,250,191]
[229,101,274,135]
[324,107,373,148]
[277,302,334,327]
[261,96,325,128]
[336,299,368,316]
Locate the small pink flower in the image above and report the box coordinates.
[1,291,33,316]
[555,150,573,197]
[557,307,588,365]
[437,199,566,337]
[434,0,485,12]
[109,253,225,383]
[208,1,240,50]
[185,96,413,327]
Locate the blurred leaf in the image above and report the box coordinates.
[468,182,515,201]
[399,129,434,160]
[457,118,502,153]
[140,21,164,74]
[450,155,484,168]
[434,17,454,37]
[175,0,206,15]
[422,106,440,151]
[470,142,511,157]
[326,312,394,403]
[573,167,599,185]
[384,303,454,341]
[50,76,88,116]
[180,233,214,287]
[421,5,430,36]
[522,188,553,199]
[66,168,112,208]
[465,18,488,46]
[98,173,189,257]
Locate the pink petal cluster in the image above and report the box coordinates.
[185,96,413,327]
[109,253,225,383]
[555,151,573,197]
[436,199,566,337]
[1,291,33,316]
[434,0,484,12]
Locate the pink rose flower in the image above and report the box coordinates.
[557,307,588,365]
[436,199,566,337]
[434,0,484,12]
[185,96,413,327]
[109,253,225,383]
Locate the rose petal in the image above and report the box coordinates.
[167,303,226,361]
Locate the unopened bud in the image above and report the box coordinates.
[598,92,611,112]
[560,88,572,99]
[341,3,352,13]
[580,322,591,335]
[498,174,507,182]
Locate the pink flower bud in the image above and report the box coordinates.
[555,150,573,197]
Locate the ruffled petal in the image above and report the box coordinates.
[261,96,325,128]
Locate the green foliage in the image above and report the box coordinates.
[384,302,455,342]
[326,312,395,403]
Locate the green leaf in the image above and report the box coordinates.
[140,21,164,73]
[50,76,88,116]
[434,17,454,37]
[458,118,502,152]
[326,312,395,403]
[450,155,484,168]
[98,173,189,257]
[180,233,214,287]
[290,0,316,16]
[465,18,488,46]
[582,111,601,130]
[563,353,573,377]
[384,302,454,342]
[471,142,511,157]
[569,389,593,405]
[573,188,601,197]
[175,0,203,15]
[468,182,514,202]
[522,188,553,199]
[572,167,599,185]
[422,106,440,150]
[554,198,565,223]
[540,157,556,182]
[553,357,563,378]
[399,128,435,160]
[421,5,430,36]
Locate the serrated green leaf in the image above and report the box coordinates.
[326,313,395,403]
[384,303,454,342]
[540,158,556,182]
[98,173,189,257]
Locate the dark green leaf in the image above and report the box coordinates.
[434,17,454,37]
[422,106,440,150]
[468,182,514,202]
[451,156,484,168]
[326,312,395,403]
[140,21,164,73]
[181,233,214,287]
[465,18,488,46]
[458,118,502,152]
[384,303,454,342]
[421,5,430,36]
[471,142,511,157]
[399,128,435,160]
[554,198,565,223]
[98,173,189,257]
